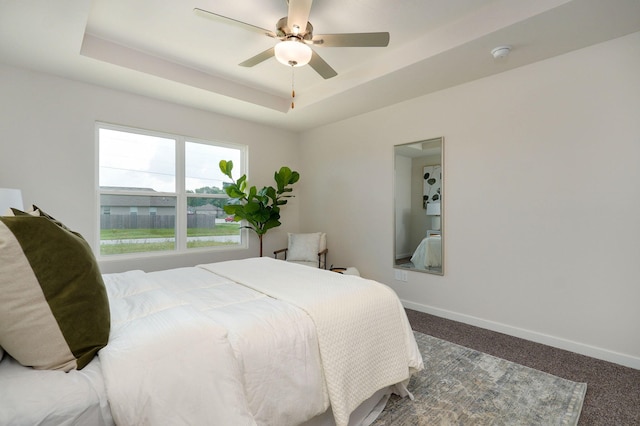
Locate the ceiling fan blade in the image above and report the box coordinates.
[312,32,390,47]
[239,47,275,67]
[309,51,337,79]
[287,0,313,35]
[194,8,277,38]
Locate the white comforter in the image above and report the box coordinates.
[99,258,423,426]
[204,258,423,426]
[410,235,442,269]
[100,270,255,425]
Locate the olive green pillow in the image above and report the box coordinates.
[0,211,110,371]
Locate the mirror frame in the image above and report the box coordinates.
[393,137,444,275]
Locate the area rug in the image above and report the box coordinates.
[373,332,587,425]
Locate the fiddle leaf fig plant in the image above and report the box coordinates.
[219,160,300,256]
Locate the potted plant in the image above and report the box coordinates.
[219,160,299,256]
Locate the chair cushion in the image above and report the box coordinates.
[287,232,322,262]
[318,232,327,251]
[287,260,320,268]
[0,208,110,371]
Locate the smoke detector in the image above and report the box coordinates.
[491,45,512,59]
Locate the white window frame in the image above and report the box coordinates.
[95,122,248,258]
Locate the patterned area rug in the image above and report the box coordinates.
[373,332,586,425]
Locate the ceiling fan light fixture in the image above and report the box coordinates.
[274,39,312,67]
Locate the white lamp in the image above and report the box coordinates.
[274,39,312,67]
[426,201,441,231]
[426,201,440,216]
[0,188,24,215]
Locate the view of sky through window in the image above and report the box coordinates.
[99,128,176,192]
[185,141,241,192]
[99,129,242,192]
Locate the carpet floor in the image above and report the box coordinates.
[404,309,640,425]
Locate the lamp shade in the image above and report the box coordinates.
[274,39,312,67]
[0,188,24,214]
[426,201,440,216]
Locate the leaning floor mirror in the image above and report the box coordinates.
[394,137,443,275]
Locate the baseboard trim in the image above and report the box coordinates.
[402,299,640,370]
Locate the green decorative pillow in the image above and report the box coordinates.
[0,210,110,371]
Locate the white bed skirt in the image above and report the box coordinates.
[302,386,392,426]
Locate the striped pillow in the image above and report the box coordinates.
[0,211,110,371]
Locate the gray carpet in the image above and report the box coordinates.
[373,332,586,425]
[404,309,640,425]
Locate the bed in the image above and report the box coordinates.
[410,234,442,270]
[0,256,423,426]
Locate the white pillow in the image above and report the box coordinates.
[288,232,321,262]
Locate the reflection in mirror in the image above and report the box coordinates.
[394,137,443,275]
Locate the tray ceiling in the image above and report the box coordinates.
[1,0,639,131]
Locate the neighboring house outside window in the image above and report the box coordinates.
[97,123,245,256]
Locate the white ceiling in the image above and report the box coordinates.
[1,0,639,132]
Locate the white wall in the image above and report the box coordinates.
[394,155,411,258]
[0,64,300,273]
[299,32,640,369]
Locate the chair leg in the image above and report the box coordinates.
[319,252,327,269]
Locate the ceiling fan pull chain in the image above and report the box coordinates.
[291,65,296,109]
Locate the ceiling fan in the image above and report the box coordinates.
[194,0,390,80]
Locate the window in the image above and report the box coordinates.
[97,123,245,256]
